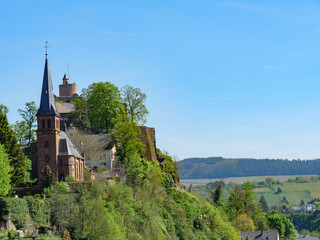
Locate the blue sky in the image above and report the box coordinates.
[1,0,320,160]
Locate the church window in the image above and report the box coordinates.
[59,159,63,165]
[64,159,68,165]
[42,119,45,128]
[45,155,50,162]
[47,119,51,128]
[45,141,49,148]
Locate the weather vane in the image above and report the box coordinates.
[44,41,49,55]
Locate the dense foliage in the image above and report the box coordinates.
[0,159,241,240]
[0,144,12,196]
[179,157,320,179]
[69,82,125,133]
[121,85,149,125]
[17,101,37,145]
[0,106,26,186]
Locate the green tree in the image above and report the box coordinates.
[235,213,255,231]
[121,85,149,125]
[0,144,12,196]
[110,117,145,164]
[259,195,269,212]
[18,101,37,145]
[227,182,260,219]
[0,104,8,114]
[0,106,26,186]
[266,210,296,240]
[11,120,27,145]
[211,184,223,205]
[67,97,91,132]
[82,82,124,132]
[42,166,54,189]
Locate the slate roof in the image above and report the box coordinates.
[59,131,84,159]
[56,102,74,114]
[240,231,279,240]
[37,56,59,116]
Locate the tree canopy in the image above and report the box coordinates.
[18,101,37,145]
[0,105,26,186]
[82,81,124,132]
[110,117,145,164]
[121,85,148,125]
[0,144,12,196]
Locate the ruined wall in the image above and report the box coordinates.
[139,126,158,162]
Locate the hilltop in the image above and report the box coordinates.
[178,157,320,179]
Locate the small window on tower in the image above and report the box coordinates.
[45,141,49,148]
[47,119,51,128]
[42,119,45,128]
[45,155,50,162]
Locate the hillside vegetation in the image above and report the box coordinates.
[193,176,320,207]
[179,157,320,179]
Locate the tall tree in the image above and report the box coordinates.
[0,106,26,186]
[121,85,149,125]
[259,195,269,212]
[67,97,91,132]
[82,82,124,132]
[0,144,12,196]
[42,166,54,189]
[211,184,223,205]
[110,117,145,164]
[18,101,37,145]
[11,120,27,145]
[227,182,260,219]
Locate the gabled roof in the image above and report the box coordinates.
[240,230,279,240]
[59,131,84,159]
[56,102,74,114]
[37,56,59,116]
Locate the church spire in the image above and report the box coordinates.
[37,54,59,116]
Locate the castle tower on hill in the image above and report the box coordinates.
[57,73,78,103]
[36,54,84,182]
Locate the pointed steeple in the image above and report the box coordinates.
[37,55,59,116]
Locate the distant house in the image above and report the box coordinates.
[240,230,279,240]
[297,204,316,212]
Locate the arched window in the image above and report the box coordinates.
[45,141,49,148]
[42,119,45,128]
[47,119,51,128]
[45,155,50,162]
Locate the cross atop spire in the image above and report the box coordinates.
[44,41,49,56]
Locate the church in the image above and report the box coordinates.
[36,53,85,182]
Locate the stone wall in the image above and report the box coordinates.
[59,83,77,98]
[140,126,158,162]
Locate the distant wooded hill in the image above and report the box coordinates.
[178,157,320,179]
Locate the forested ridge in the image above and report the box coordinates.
[179,157,320,179]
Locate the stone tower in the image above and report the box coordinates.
[36,54,61,181]
[58,73,78,103]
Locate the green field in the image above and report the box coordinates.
[181,175,317,186]
[255,181,320,207]
[188,175,320,207]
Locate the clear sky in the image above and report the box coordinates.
[1,0,320,160]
